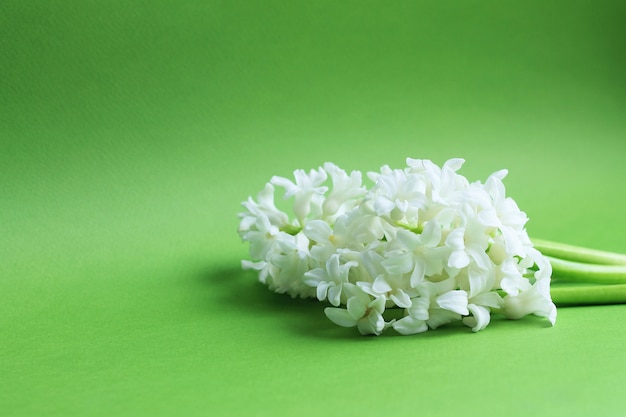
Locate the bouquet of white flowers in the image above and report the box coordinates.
[238,158,626,335]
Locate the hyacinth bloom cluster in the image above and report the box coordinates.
[238,158,557,335]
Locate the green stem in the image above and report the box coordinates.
[533,238,626,266]
[397,222,423,234]
[279,224,302,235]
[551,284,626,306]
[549,257,626,284]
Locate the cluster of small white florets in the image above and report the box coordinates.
[238,158,556,335]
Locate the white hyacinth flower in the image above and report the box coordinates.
[239,157,562,336]
[304,254,357,306]
[324,284,387,335]
[271,168,328,224]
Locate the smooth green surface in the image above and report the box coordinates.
[2,1,626,416]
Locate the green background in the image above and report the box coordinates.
[2,1,625,416]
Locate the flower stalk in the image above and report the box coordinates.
[549,257,626,285]
[533,239,626,305]
[533,238,626,266]
[551,284,626,306]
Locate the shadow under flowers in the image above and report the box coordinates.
[201,263,501,340]
[203,263,363,339]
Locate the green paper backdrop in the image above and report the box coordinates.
[2,1,625,416]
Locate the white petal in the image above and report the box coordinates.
[324,307,356,327]
[443,158,465,172]
[500,275,529,296]
[316,282,329,301]
[241,260,266,271]
[448,250,470,269]
[346,296,368,320]
[381,252,414,275]
[408,297,430,320]
[463,304,491,332]
[426,308,461,329]
[396,229,420,250]
[421,220,442,247]
[360,250,385,281]
[303,268,326,286]
[424,247,448,277]
[484,172,506,202]
[326,254,341,279]
[369,296,387,314]
[501,226,524,256]
[547,305,557,326]
[303,220,332,243]
[467,268,492,298]
[471,249,493,272]
[426,277,457,296]
[294,232,310,252]
[477,208,500,228]
[436,290,469,315]
[405,157,423,169]
[374,197,396,216]
[501,284,556,324]
[409,261,426,287]
[535,273,552,297]
[372,276,393,294]
[270,175,295,194]
[328,284,343,307]
[395,199,409,213]
[491,169,508,181]
[435,207,457,227]
[470,291,503,309]
[390,290,412,309]
[358,313,385,335]
[393,316,428,335]
[445,228,465,250]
